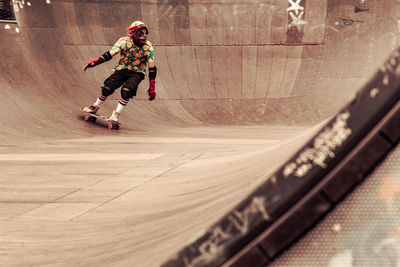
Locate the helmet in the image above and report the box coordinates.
[128,21,148,46]
[130,21,146,29]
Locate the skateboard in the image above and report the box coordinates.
[80,108,121,130]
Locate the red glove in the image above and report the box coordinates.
[148,80,156,101]
[83,57,105,71]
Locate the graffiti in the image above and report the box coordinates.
[288,10,305,29]
[336,17,366,26]
[283,111,352,178]
[287,26,304,40]
[157,0,189,29]
[197,227,231,260]
[287,0,304,14]
[229,196,271,234]
[283,46,400,179]
[181,196,271,266]
[354,7,369,13]
[287,0,305,43]
[380,49,400,86]
[287,0,305,28]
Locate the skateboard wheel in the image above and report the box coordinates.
[108,124,119,130]
[86,116,96,122]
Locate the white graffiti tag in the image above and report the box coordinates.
[283,111,352,178]
[380,50,400,86]
[289,11,306,28]
[287,0,304,15]
[287,0,306,28]
[183,196,272,266]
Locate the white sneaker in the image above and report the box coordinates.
[82,105,99,114]
[109,110,120,122]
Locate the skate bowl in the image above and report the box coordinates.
[1,0,400,266]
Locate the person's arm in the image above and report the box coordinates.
[147,47,157,101]
[83,51,112,71]
[83,38,123,71]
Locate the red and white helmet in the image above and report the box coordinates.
[128,21,148,46]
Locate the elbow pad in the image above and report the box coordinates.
[149,66,157,80]
[101,51,112,62]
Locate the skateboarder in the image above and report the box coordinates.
[82,21,157,122]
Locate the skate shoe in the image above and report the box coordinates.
[82,105,99,114]
[109,110,120,122]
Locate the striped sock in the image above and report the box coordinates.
[94,93,107,106]
[116,98,129,113]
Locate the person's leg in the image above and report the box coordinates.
[84,71,125,113]
[110,72,144,121]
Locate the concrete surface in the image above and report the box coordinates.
[0,0,399,266]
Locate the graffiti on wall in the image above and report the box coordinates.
[336,17,366,27]
[169,195,273,267]
[286,0,306,43]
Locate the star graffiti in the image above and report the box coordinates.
[289,10,306,28]
[287,0,304,15]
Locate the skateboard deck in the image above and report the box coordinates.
[80,108,121,130]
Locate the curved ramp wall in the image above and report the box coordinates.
[2,0,396,135]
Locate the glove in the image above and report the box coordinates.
[83,57,105,71]
[148,80,156,101]
[83,52,112,71]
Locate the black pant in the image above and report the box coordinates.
[103,69,145,99]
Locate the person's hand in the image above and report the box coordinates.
[83,58,104,71]
[148,80,156,101]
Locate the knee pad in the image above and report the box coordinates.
[121,87,133,101]
[101,85,115,97]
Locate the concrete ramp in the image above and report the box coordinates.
[0,0,399,266]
